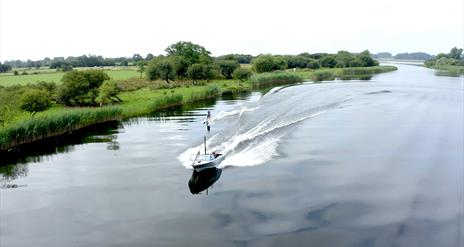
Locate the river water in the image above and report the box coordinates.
[1,65,463,247]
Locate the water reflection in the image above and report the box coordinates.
[435,70,463,77]
[188,167,222,194]
[0,121,121,166]
[339,74,373,80]
[0,163,28,188]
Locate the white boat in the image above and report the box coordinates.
[190,153,224,171]
[190,136,224,171]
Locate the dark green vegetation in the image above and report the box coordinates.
[20,89,52,115]
[373,52,433,60]
[58,70,110,106]
[0,41,396,150]
[424,47,464,75]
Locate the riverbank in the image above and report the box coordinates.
[0,65,396,151]
[427,65,464,76]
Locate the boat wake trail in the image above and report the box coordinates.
[179,84,352,169]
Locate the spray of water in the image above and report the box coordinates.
[178,83,352,169]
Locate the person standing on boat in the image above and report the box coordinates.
[204,110,211,131]
[204,118,210,132]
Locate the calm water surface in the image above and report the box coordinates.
[1,65,463,247]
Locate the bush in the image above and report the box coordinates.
[57,70,110,106]
[320,56,337,68]
[30,81,57,99]
[306,58,320,69]
[20,89,52,115]
[232,68,252,81]
[217,60,239,79]
[98,80,122,104]
[187,63,206,83]
[356,50,379,67]
[251,55,287,73]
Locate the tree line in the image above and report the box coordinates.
[1,41,381,118]
[373,52,433,60]
[424,47,463,67]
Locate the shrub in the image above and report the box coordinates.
[20,89,52,115]
[306,58,320,69]
[320,56,337,68]
[57,70,110,106]
[251,55,288,73]
[232,68,252,81]
[216,60,239,79]
[98,80,122,104]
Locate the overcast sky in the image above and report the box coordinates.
[0,0,462,61]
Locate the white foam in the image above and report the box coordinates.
[178,109,327,169]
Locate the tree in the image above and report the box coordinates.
[146,57,176,83]
[165,41,212,65]
[251,54,287,73]
[170,55,190,78]
[204,64,219,81]
[306,58,320,69]
[0,63,12,73]
[187,63,206,83]
[98,80,122,104]
[136,61,146,79]
[20,89,52,115]
[286,55,310,68]
[356,50,378,67]
[145,53,154,61]
[120,60,129,66]
[335,51,354,68]
[232,68,252,81]
[132,54,143,62]
[57,70,110,106]
[217,60,239,79]
[320,55,337,68]
[449,47,463,59]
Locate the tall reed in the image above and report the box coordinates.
[249,72,303,87]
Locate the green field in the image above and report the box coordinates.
[0,68,139,86]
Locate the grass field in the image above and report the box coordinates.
[0,67,139,86]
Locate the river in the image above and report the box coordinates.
[1,64,463,247]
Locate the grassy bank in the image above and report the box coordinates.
[0,84,223,151]
[430,65,464,76]
[0,65,396,151]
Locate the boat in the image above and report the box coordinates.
[190,136,224,171]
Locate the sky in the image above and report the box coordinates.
[0,0,463,61]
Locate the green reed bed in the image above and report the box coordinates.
[249,72,304,87]
[337,66,397,76]
[0,106,122,151]
[312,70,336,81]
